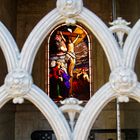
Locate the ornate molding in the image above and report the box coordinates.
[109,17,131,48]
[0,3,140,140]
[20,7,122,73]
[117,95,129,103]
[109,67,137,93]
[60,98,83,131]
[109,17,131,26]
[60,97,83,105]
[57,0,83,17]
[19,9,61,73]
[56,0,83,25]
[80,8,122,70]
[5,69,33,104]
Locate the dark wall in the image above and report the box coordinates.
[116,0,140,26]
[0,0,17,86]
[0,102,15,140]
[0,0,17,36]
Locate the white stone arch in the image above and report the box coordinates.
[3,67,72,140]
[123,20,140,68]
[0,22,19,72]
[73,83,115,140]
[24,85,72,140]
[0,84,72,140]
[0,0,140,140]
[0,17,72,139]
[16,5,124,140]
[73,82,140,140]
[110,25,131,34]
[19,7,122,73]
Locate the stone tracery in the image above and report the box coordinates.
[0,0,139,140]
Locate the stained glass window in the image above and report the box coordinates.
[47,24,91,101]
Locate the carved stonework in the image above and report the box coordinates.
[109,67,137,93]
[60,97,83,105]
[109,17,131,26]
[5,69,33,103]
[60,98,83,131]
[109,17,131,48]
[117,95,129,103]
[56,0,83,25]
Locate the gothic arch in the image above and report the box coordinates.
[0,85,72,140]
[16,5,123,139]
[73,83,140,140]
[73,83,115,140]
[19,7,122,74]
[0,1,140,140]
[25,85,72,140]
[0,12,72,140]
[19,9,62,73]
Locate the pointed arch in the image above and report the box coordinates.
[73,83,115,140]
[0,85,71,140]
[24,85,72,140]
[19,7,122,74]
[73,82,140,140]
